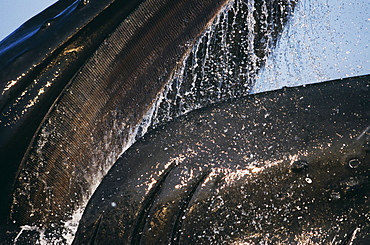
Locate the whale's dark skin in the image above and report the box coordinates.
[0,0,233,225]
[0,0,368,244]
[73,75,370,244]
[0,0,297,237]
[0,0,147,222]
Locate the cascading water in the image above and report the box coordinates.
[138,0,296,135]
[7,0,369,243]
[253,0,370,93]
[5,1,297,243]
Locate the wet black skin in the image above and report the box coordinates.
[0,0,147,222]
[3,0,367,244]
[0,0,233,225]
[0,0,296,236]
[74,75,370,244]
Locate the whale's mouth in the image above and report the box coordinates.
[1,0,370,244]
[71,75,370,244]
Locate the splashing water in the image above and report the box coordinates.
[146,0,295,128]
[12,0,370,243]
[253,0,370,93]
[63,0,368,243]
[57,0,294,243]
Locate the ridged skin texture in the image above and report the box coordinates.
[75,75,370,244]
[10,0,368,244]
[0,0,230,227]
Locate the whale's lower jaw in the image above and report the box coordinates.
[1,0,369,244]
[0,0,296,235]
[73,75,370,244]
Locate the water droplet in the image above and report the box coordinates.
[305,177,312,184]
[111,202,117,207]
[274,193,287,200]
[291,160,309,173]
[330,191,341,201]
[348,158,361,169]
[341,177,361,189]
[40,18,56,30]
[364,138,370,152]
[41,21,52,29]
[78,0,89,8]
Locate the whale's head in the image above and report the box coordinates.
[73,79,370,244]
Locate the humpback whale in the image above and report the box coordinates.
[3,0,368,244]
[0,0,296,242]
[73,75,370,244]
